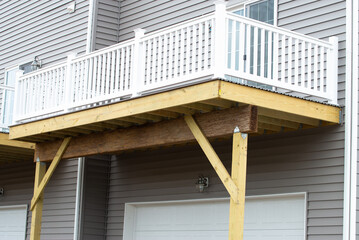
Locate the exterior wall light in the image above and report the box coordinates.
[195,176,209,193]
[31,56,42,71]
[0,187,4,196]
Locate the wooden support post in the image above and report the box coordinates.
[30,160,46,240]
[30,137,72,211]
[229,129,248,240]
[184,115,239,202]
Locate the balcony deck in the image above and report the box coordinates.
[9,80,340,144]
[9,8,341,143]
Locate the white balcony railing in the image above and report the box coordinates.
[13,2,338,124]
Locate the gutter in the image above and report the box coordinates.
[343,0,358,239]
[73,157,85,240]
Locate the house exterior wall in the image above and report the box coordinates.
[80,155,110,240]
[93,0,120,50]
[0,0,89,84]
[0,159,78,240]
[106,126,344,240]
[100,0,346,239]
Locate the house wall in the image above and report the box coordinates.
[93,0,120,50]
[0,0,89,84]
[105,126,344,240]
[100,1,346,239]
[80,155,110,240]
[0,159,79,240]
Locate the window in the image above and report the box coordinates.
[228,0,276,90]
[1,67,16,131]
[1,62,32,131]
[232,0,275,25]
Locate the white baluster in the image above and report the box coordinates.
[64,52,77,112]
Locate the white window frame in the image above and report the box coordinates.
[227,0,278,26]
[123,192,307,240]
[0,66,17,130]
[1,60,34,130]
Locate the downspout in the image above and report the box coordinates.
[343,0,358,239]
[86,0,96,53]
[73,157,85,240]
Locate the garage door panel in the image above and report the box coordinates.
[0,205,27,240]
[125,194,306,240]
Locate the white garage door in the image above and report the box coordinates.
[123,194,305,240]
[0,205,28,240]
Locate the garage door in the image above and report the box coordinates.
[123,194,305,240]
[0,205,28,240]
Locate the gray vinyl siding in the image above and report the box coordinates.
[0,0,89,84]
[0,159,78,240]
[118,0,214,41]
[93,0,120,50]
[105,126,344,240]
[80,155,110,240]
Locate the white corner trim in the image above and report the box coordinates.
[86,0,96,53]
[343,0,358,239]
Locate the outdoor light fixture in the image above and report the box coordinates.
[31,56,42,71]
[195,176,209,193]
[0,187,4,197]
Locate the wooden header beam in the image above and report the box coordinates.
[35,106,258,162]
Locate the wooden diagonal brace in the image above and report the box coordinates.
[184,115,239,202]
[30,137,72,211]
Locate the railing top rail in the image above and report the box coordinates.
[226,12,334,49]
[19,62,67,79]
[141,12,216,41]
[72,38,135,62]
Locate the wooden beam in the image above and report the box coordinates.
[201,99,234,109]
[10,81,220,140]
[30,161,46,240]
[258,115,300,129]
[0,133,35,149]
[35,106,258,162]
[150,110,180,119]
[258,107,320,127]
[219,81,341,123]
[229,131,248,240]
[184,115,239,202]
[30,137,71,211]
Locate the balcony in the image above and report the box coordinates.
[12,5,338,125]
